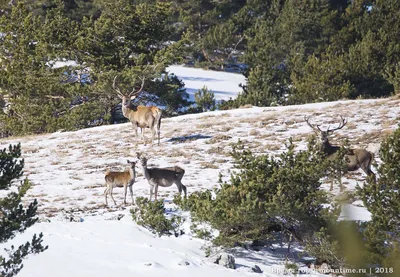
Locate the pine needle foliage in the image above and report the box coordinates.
[0,144,48,277]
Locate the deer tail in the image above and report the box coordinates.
[105,169,111,176]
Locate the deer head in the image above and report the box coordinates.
[304,115,347,145]
[113,75,146,108]
[136,152,148,166]
[112,61,166,107]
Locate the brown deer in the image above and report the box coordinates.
[104,160,136,206]
[113,75,162,146]
[305,116,376,189]
[136,153,187,201]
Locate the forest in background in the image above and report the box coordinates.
[1,0,400,136]
[1,1,400,275]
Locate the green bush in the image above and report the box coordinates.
[175,139,338,249]
[194,86,216,112]
[190,222,213,240]
[357,125,400,270]
[0,144,48,277]
[285,262,299,274]
[131,197,184,237]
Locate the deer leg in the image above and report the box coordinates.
[151,127,156,146]
[141,127,146,145]
[149,185,154,201]
[182,184,187,198]
[154,184,159,201]
[129,180,135,205]
[132,123,139,138]
[368,171,376,183]
[123,184,128,205]
[175,181,187,198]
[104,186,109,205]
[362,166,376,183]
[110,186,117,205]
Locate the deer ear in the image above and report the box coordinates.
[130,95,136,100]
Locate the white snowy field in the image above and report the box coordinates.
[0,65,399,277]
[167,65,246,101]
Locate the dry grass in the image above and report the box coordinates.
[238,104,253,109]
[196,122,213,129]
[264,143,282,151]
[218,126,233,132]
[239,117,260,124]
[248,129,260,136]
[84,184,103,189]
[206,146,229,155]
[382,119,397,129]
[165,149,191,158]
[357,130,385,144]
[53,196,70,202]
[345,121,357,130]
[207,134,232,144]
[199,161,220,169]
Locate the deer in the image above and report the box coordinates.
[104,160,136,206]
[136,153,187,201]
[113,75,162,146]
[304,115,376,190]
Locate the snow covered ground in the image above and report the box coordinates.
[167,65,246,101]
[1,65,399,277]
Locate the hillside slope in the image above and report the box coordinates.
[0,97,399,277]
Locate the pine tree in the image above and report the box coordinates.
[0,143,48,277]
[358,126,400,269]
[194,86,215,112]
[0,2,91,136]
[289,50,355,103]
[0,1,189,137]
[179,138,338,250]
[242,0,340,106]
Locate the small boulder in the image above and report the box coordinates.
[210,253,236,269]
[251,265,263,273]
[178,260,190,266]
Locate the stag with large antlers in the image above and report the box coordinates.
[113,75,162,146]
[305,115,376,189]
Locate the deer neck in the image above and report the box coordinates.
[321,140,339,156]
[121,103,130,118]
[141,164,151,180]
[121,102,138,117]
[129,167,135,179]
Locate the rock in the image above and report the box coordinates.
[319,263,331,272]
[210,253,236,269]
[178,260,190,266]
[251,265,263,273]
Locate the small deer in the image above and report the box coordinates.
[104,160,136,205]
[305,116,376,190]
[113,75,162,146]
[137,153,187,201]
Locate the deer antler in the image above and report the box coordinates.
[304,115,322,132]
[327,116,347,133]
[128,76,146,98]
[112,75,124,99]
